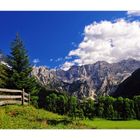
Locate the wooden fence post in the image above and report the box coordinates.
[28,93,30,105]
[22,89,24,105]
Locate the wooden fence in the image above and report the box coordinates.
[0,88,30,106]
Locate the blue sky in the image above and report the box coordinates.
[1,11,140,69]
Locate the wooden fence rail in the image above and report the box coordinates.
[0,88,30,106]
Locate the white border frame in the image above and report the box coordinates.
[0,0,139,11]
[0,0,140,140]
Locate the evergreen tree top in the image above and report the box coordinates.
[8,33,32,74]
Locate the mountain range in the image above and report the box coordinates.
[32,59,140,99]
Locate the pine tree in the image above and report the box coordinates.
[134,96,140,119]
[103,96,115,119]
[68,96,77,119]
[82,99,94,119]
[7,33,39,106]
[123,98,136,120]
[57,94,68,115]
[0,63,8,88]
[0,51,8,87]
[114,97,124,119]
[97,96,105,118]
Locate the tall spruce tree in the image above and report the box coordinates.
[0,51,8,88]
[134,96,140,119]
[7,33,39,106]
[0,63,8,88]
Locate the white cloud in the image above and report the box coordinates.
[127,11,140,17]
[62,19,140,70]
[65,56,72,60]
[55,57,63,62]
[33,58,40,64]
[71,42,77,47]
[61,61,74,71]
[50,58,53,62]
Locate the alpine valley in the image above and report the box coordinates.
[32,58,140,100]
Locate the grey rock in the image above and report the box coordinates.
[32,59,140,99]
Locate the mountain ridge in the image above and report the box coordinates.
[32,59,140,99]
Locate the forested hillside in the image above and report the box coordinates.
[113,68,140,98]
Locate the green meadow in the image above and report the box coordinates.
[0,105,140,129]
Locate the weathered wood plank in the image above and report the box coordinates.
[0,88,22,93]
[0,95,21,99]
[24,92,29,97]
[24,97,28,101]
[28,94,30,105]
[0,88,29,106]
[0,100,22,106]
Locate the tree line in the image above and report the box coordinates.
[41,91,140,120]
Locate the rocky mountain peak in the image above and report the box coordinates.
[32,59,140,99]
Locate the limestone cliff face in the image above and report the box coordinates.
[32,59,140,99]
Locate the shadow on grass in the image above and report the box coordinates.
[37,118,72,125]
[106,119,135,121]
[48,119,72,125]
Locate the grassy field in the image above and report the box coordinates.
[80,118,140,129]
[0,105,140,129]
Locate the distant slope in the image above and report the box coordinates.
[112,68,140,98]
